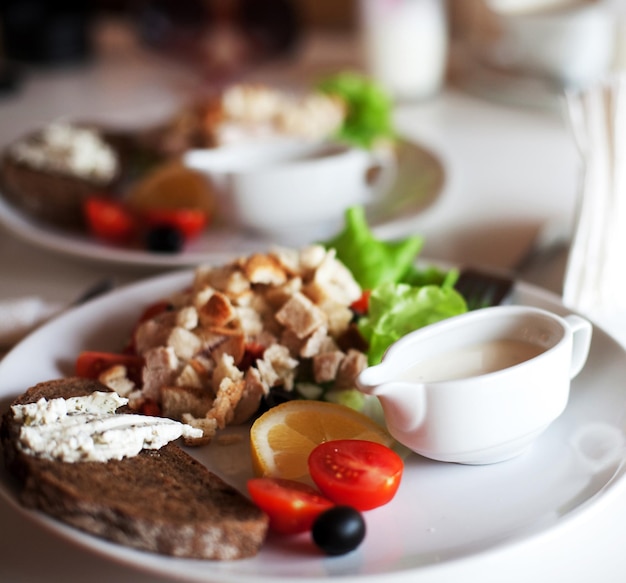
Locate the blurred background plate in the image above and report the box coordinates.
[0,138,444,268]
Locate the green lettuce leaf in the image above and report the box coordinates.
[324,206,423,290]
[316,72,395,149]
[358,281,468,365]
[402,264,460,288]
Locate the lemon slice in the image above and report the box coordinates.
[127,160,215,215]
[250,400,394,481]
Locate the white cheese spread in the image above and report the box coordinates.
[9,123,119,184]
[12,391,202,463]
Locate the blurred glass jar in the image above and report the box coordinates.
[359,0,449,101]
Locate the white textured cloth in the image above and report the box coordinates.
[563,75,626,316]
[0,297,62,347]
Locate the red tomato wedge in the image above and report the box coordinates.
[75,351,144,386]
[140,208,208,240]
[308,439,403,511]
[84,196,138,243]
[247,477,334,535]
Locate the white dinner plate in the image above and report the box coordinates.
[1,271,625,583]
[0,139,443,269]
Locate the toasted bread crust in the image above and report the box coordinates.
[0,378,268,560]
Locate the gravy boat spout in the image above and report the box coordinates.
[357,365,426,434]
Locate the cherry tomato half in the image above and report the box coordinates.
[308,439,403,511]
[75,351,145,386]
[247,477,334,535]
[83,196,138,244]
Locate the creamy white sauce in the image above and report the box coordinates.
[397,339,545,383]
[12,392,202,463]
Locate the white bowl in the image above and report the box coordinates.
[357,305,593,464]
[183,140,396,244]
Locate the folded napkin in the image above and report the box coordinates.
[0,297,63,347]
[563,75,626,316]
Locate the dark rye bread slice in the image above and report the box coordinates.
[0,377,268,560]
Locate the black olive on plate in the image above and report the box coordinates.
[312,506,366,556]
[146,225,184,253]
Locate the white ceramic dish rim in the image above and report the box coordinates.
[0,271,625,583]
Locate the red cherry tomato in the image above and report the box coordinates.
[140,208,208,240]
[75,351,144,386]
[83,196,138,243]
[350,290,371,315]
[308,440,403,511]
[247,477,334,535]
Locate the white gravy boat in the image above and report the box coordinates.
[356,305,592,465]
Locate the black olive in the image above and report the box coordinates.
[311,506,366,556]
[146,225,184,253]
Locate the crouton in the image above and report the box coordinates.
[312,350,345,384]
[142,347,179,402]
[167,327,202,360]
[198,264,251,296]
[275,292,326,339]
[231,368,267,425]
[199,327,246,367]
[134,319,172,354]
[335,349,368,389]
[259,344,298,390]
[175,306,199,330]
[212,353,244,393]
[303,247,361,305]
[242,253,288,285]
[97,364,135,397]
[208,377,246,429]
[161,385,214,419]
[198,291,236,327]
[181,414,218,445]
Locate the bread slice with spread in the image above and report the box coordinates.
[0,377,268,560]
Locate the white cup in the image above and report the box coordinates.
[484,0,615,87]
[183,140,396,243]
[357,305,592,464]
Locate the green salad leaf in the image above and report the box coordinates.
[324,206,423,290]
[316,72,395,149]
[358,281,467,365]
[324,205,467,367]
